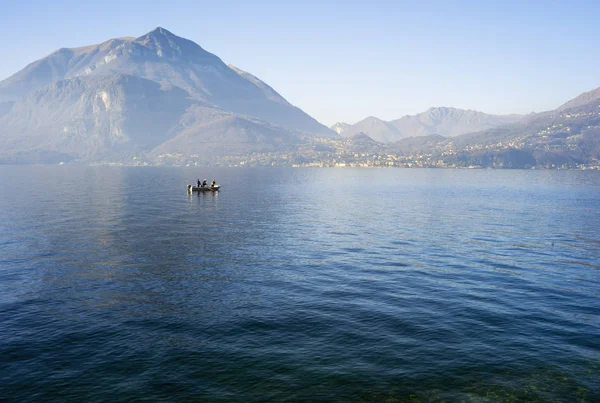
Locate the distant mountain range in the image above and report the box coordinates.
[0,27,334,163]
[331,107,524,143]
[390,96,600,168]
[0,27,598,167]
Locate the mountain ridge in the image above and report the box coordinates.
[557,86,600,111]
[0,27,334,137]
[0,27,336,163]
[0,27,598,166]
[388,96,600,168]
[333,107,524,143]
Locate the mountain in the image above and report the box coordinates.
[0,27,336,163]
[337,116,401,143]
[557,86,600,111]
[391,107,523,138]
[0,27,334,136]
[337,107,523,143]
[331,122,351,134]
[390,96,600,168]
[0,74,192,162]
[0,37,135,102]
[392,134,446,155]
[152,110,301,160]
[0,73,306,164]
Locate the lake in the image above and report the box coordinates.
[0,166,598,402]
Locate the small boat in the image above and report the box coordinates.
[188,184,220,192]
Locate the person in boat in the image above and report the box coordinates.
[210,179,216,187]
[202,179,207,187]
[197,179,201,187]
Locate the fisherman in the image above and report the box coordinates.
[202,179,207,187]
[197,178,201,187]
[211,179,216,187]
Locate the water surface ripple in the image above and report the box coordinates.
[0,166,599,402]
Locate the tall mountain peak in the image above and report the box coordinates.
[150,27,175,36]
[131,27,219,64]
[0,28,334,163]
[136,26,182,44]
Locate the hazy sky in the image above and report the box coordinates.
[1,0,599,125]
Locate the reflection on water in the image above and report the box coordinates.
[0,166,599,402]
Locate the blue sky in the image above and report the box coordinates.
[1,0,599,125]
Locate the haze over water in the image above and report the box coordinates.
[0,166,598,402]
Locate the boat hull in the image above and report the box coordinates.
[188,185,220,192]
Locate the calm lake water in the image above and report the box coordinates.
[0,166,599,402]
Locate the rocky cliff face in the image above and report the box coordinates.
[0,75,191,161]
[330,122,351,135]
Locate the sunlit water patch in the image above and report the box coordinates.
[0,166,598,401]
